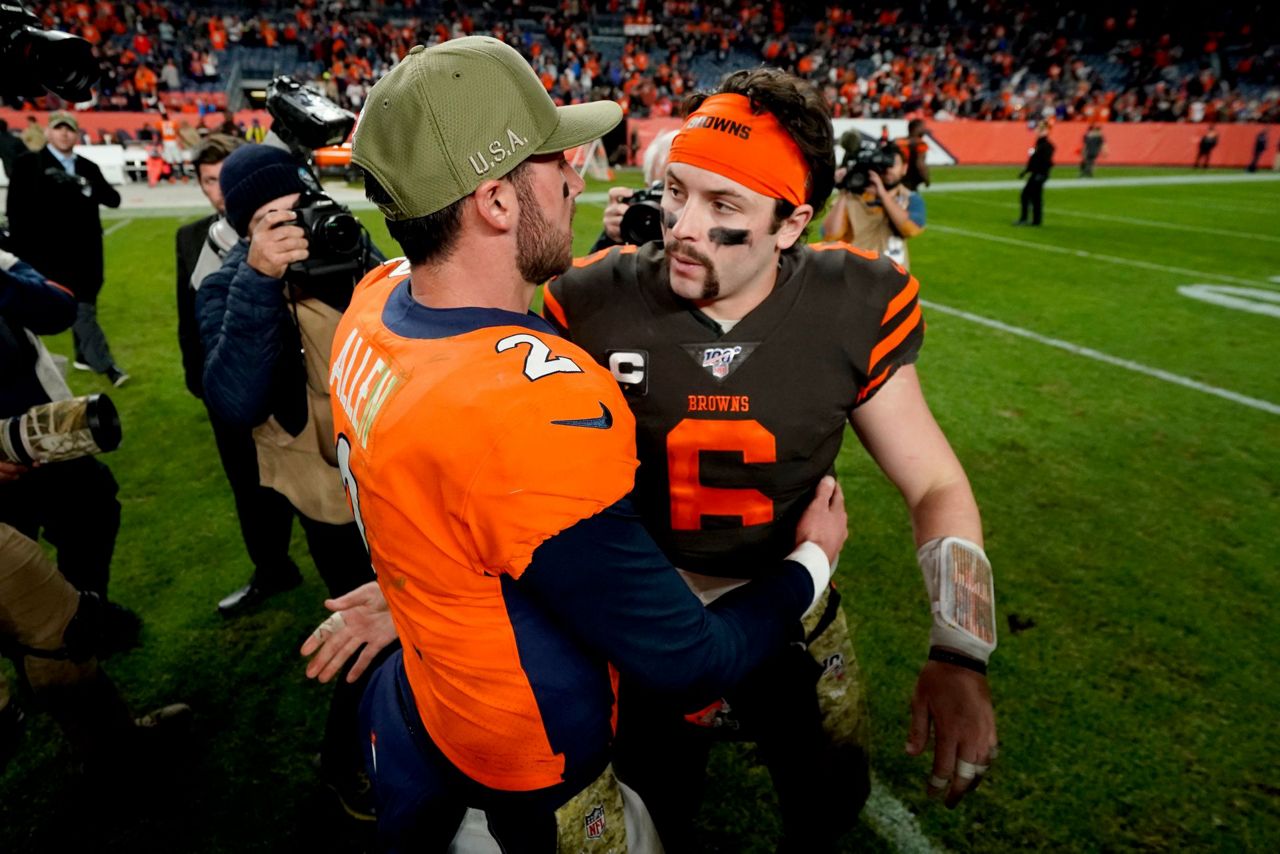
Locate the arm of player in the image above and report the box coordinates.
[518,479,845,712]
[849,365,997,807]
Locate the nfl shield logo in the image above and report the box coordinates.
[584,804,606,839]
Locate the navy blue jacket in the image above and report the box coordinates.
[0,259,77,417]
[195,240,308,433]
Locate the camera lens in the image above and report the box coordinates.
[7,26,99,102]
[317,213,361,255]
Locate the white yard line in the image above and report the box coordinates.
[939,194,1280,244]
[865,774,948,854]
[924,173,1280,193]
[922,299,1280,416]
[928,224,1280,290]
[103,218,133,237]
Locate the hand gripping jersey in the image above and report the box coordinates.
[544,242,923,577]
[329,259,639,792]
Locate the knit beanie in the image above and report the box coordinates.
[219,144,312,236]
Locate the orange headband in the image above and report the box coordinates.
[668,93,809,207]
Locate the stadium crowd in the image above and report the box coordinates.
[6,1,1277,125]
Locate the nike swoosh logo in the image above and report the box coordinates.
[551,402,613,430]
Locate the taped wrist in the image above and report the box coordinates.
[786,541,832,617]
[917,536,997,663]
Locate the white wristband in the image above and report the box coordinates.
[0,249,18,272]
[786,541,832,617]
[917,536,997,663]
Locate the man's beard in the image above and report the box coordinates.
[664,239,721,300]
[513,172,573,284]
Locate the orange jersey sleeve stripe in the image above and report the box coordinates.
[868,303,922,374]
[572,244,637,269]
[881,275,920,326]
[856,364,893,403]
[542,284,568,329]
[811,241,880,262]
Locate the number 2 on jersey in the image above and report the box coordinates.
[667,419,776,530]
[496,333,583,381]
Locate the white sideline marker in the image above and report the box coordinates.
[865,774,949,854]
[929,224,1280,290]
[103,218,133,237]
[922,299,1280,416]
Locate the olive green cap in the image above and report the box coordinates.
[353,36,622,220]
[48,110,79,132]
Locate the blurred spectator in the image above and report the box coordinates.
[20,117,44,152]
[1246,129,1268,172]
[1080,124,1106,177]
[1193,125,1219,167]
[1015,121,1056,227]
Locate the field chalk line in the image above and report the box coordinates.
[922,299,1280,416]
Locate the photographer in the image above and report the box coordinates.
[821,142,926,270]
[592,128,679,250]
[194,143,386,819]
[5,111,128,387]
[0,247,139,654]
[176,134,303,617]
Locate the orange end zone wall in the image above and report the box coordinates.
[0,108,274,139]
[630,118,1277,169]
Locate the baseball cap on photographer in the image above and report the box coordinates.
[353,36,622,221]
[48,111,79,132]
[219,144,316,236]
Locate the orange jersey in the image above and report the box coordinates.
[329,259,638,791]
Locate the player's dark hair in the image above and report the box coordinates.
[363,161,532,267]
[686,67,835,232]
[908,118,927,136]
[192,134,245,173]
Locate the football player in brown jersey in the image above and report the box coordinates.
[542,68,998,851]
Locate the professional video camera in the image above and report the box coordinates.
[0,2,99,102]
[838,134,898,194]
[263,76,369,308]
[620,180,666,246]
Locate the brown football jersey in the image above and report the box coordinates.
[544,241,923,577]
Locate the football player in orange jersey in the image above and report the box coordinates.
[541,69,998,851]
[306,37,850,853]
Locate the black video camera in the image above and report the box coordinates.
[838,135,897,194]
[0,2,99,102]
[263,76,367,309]
[265,75,355,152]
[620,181,665,246]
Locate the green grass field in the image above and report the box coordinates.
[2,166,1278,852]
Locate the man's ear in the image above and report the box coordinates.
[774,203,814,251]
[470,178,518,234]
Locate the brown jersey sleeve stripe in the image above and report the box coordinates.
[868,303,922,375]
[542,283,569,330]
[881,276,920,326]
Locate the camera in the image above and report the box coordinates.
[285,189,365,310]
[838,135,897,193]
[262,75,368,310]
[1,394,121,466]
[0,2,99,102]
[620,180,666,246]
[266,75,356,152]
